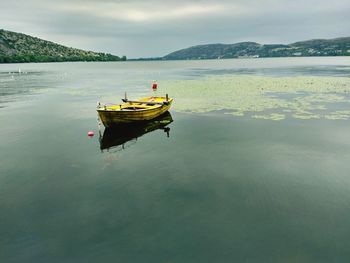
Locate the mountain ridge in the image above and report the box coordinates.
[163,37,350,60]
[0,29,126,63]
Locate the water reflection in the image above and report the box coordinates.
[99,112,173,152]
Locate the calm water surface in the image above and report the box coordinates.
[1,57,350,262]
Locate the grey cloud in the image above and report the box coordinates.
[1,0,349,57]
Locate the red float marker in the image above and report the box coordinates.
[88,131,94,137]
[152,80,158,91]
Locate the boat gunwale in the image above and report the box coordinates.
[97,98,173,113]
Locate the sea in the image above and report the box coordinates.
[1,57,350,262]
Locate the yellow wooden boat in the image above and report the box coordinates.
[97,94,173,127]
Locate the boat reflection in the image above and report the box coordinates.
[99,111,173,152]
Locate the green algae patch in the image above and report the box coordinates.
[252,113,286,121]
[292,113,321,120]
[161,75,350,121]
[324,110,350,120]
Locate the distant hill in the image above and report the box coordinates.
[0,29,126,63]
[163,37,350,60]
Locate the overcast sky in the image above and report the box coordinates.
[1,0,350,58]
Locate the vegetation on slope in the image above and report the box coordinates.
[0,29,126,63]
[164,37,350,60]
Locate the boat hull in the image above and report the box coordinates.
[97,98,173,127]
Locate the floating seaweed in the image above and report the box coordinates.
[161,75,350,121]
